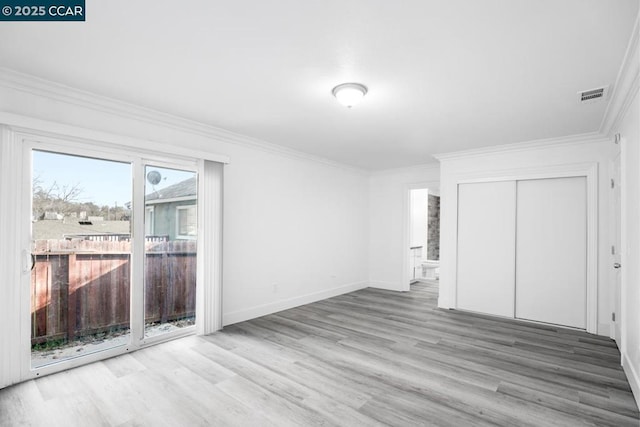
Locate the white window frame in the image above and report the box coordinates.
[145,206,155,236]
[176,204,197,240]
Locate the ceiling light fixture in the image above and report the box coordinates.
[332,82,368,108]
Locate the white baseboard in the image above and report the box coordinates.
[622,352,640,410]
[368,280,402,291]
[222,281,369,326]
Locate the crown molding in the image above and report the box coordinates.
[0,112,231,164]
[0,67,367,175]
[600,13,640,136]
[371,161,440,176]
[433,131,609,162]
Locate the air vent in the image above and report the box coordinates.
[581,88,604,101]
[577,86,609,104]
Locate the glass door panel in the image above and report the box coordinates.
[31,150,132,367]
[143,166,197,338]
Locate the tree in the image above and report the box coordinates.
[32,176,130,221]
[32,176,85,219]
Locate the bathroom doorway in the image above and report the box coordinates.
[407,187,440,286]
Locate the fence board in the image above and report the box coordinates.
[30,239,197,345]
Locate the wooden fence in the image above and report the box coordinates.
[31,239,196,344]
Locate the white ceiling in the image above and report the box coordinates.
[0,0,637,170]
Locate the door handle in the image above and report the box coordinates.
[21,250,36,273]
[21,250,32,274]
[614,263,622,269]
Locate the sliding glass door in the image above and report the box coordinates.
[27,145,199,371]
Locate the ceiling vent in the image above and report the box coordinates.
[577,86,609,104]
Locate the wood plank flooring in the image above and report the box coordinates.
[1,281,638,426]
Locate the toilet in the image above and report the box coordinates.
[421,260,440,280]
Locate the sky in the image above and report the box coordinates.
[33,150,196,208]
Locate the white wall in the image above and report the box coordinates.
[437,137,614,336]
[368,164,440,291]
[618,88,640,407]
[222,144,370,323]
[0,78,370,334]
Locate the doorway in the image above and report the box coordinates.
[407,187,440,287]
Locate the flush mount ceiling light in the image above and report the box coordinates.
[332,82,368,108]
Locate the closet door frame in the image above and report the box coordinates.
[451,162,598,333]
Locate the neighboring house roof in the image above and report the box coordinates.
[33,219,131,240]
[145,177,196,204]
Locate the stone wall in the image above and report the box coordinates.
[427,194,440,260]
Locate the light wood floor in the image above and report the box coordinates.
[1,281,638,426]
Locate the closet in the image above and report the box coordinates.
[456,176,587,329]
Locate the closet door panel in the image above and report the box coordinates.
[457,181,516,317]
[515,177,587,329]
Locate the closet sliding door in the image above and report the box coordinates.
[515,177,587,329]
[457,181,516,317]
